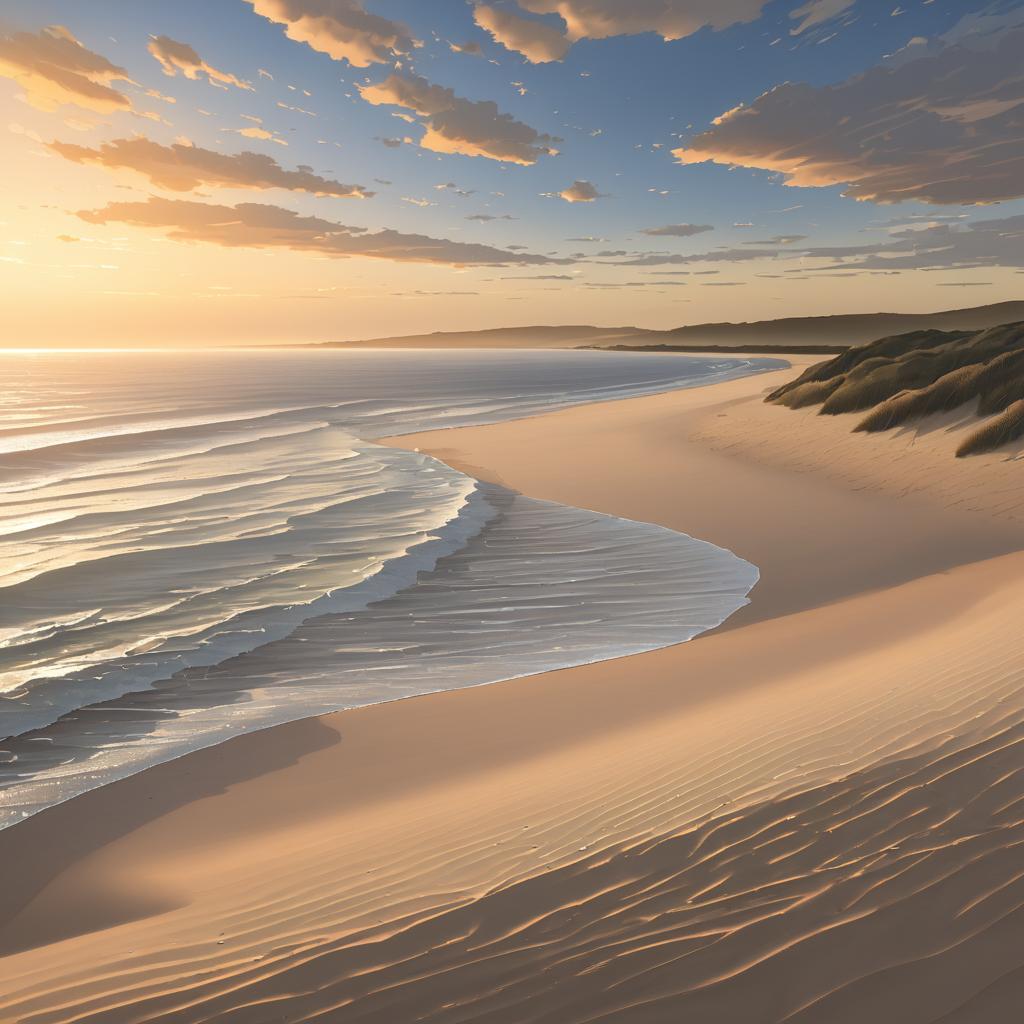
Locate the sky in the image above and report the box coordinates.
[1,0,1023,346]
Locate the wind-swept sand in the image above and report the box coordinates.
[3,361,1024,1023]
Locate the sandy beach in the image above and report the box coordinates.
[3,359,1024,1023]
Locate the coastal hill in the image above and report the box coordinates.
[328,325,659,350]
[325,301,1024,353]
[767,320,1024,456]
[655,301,1024,351]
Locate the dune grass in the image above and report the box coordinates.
[767,321,1024,457]
[765,329,970,404]
[977,350,1024,414]
[854,365,987,433]
[772,377,845,410]
[957,400,1024,457]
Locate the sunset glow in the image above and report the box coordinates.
[3,0,1022,347]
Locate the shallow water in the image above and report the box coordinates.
[0,348,783,826]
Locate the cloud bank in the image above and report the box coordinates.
[50,137,372,197]
[359,73,559,164]
[674,24,1024,204]
[604,214,1024,273]
[0,25,131,113]
[809,215,1024,273]
[246,0,415,66]
[78,197,561,266]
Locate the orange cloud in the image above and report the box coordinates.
[360,73,559,165]
[473,4,570,63]
[245,0,415,67]
[78,197,565,267]
[148,35,252,90]
[0,25,131,113]
[519,0,768,44]
[50,136,373,197]
[557,180,601,202]
[468,0,776,62]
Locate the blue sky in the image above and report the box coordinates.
[1,0,1022,344]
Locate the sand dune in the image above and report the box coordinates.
[2,364,1024,1022]
[695,382,1024,524]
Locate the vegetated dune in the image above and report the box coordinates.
[766,321,1024,456]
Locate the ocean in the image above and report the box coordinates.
[0,347,783,826]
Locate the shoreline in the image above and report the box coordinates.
[394,369,1024,627]
[3,362,1024,1022]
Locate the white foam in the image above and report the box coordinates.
[0,349,784,827]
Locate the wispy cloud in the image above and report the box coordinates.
[789,0,856,36]
[148,35,252,90]
[449,39,484,57]
[605,214,1024,273]
[50,137,372,197]
[805,215,1024,272]
[223,116,290,146]
[78,197,564,267]
[501,273,575,280]
[640,223,713,238]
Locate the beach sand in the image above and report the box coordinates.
[3,361,1024,1022]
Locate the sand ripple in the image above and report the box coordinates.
[2,551,1024,1023]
